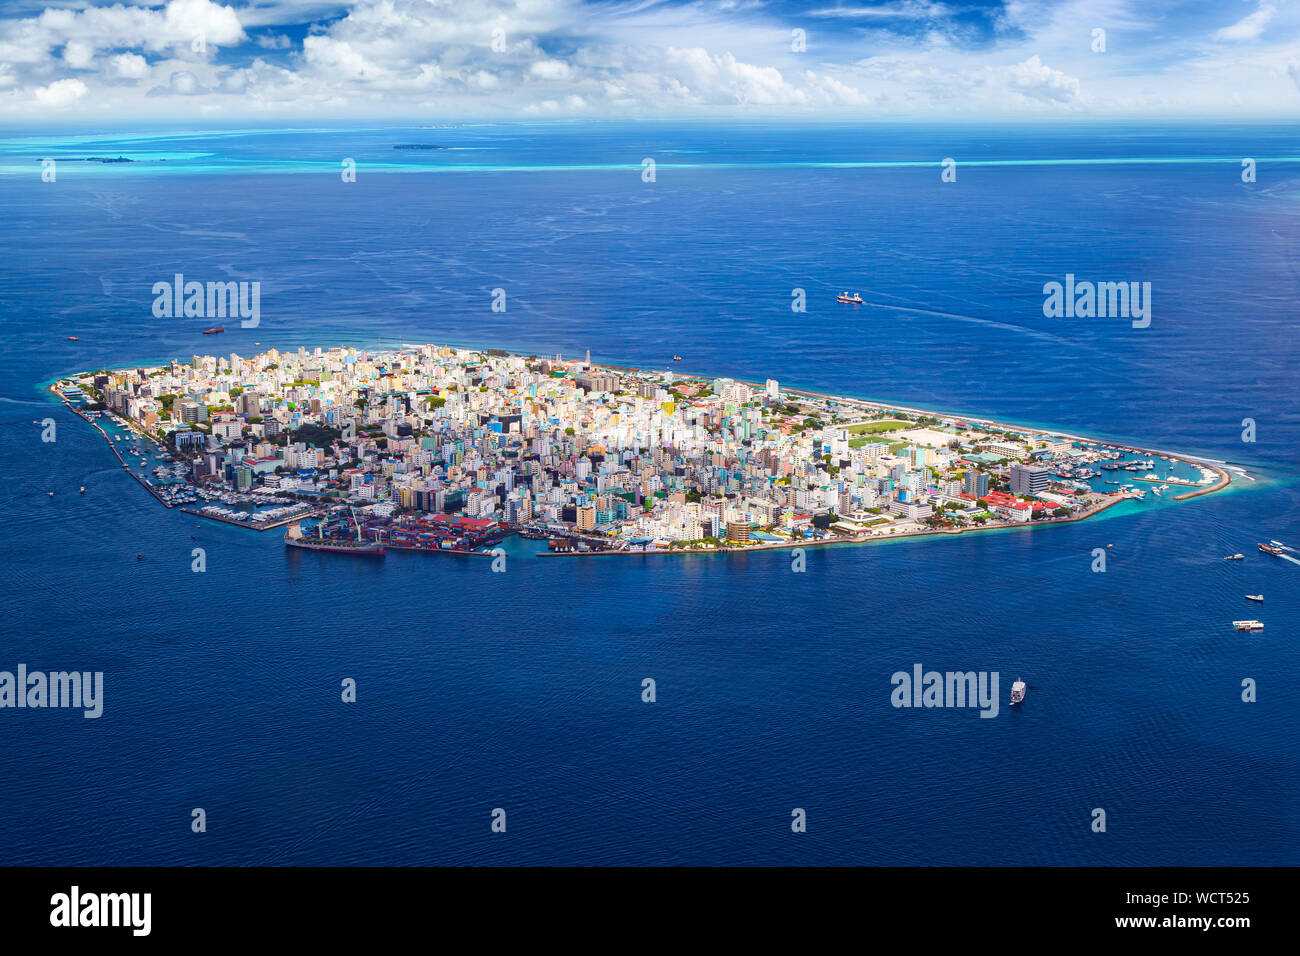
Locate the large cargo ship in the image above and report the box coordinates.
[285,510,385,555]
[285,534,385,555]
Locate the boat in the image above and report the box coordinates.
[284,507,385,556]
[1010,679,1026,705]
[1245,595,1263,602]
[837,292,864,304]
[201,326,224,334]
[1106,543,1113,548]
[66,336,78,341]
[46,491,54,497]
[1224,553,1244,560]
[1233,620,1263,631]
[285,534,384,555]
[79,486,85,494]
[1258,542,1285,555]
[672,355,682,361]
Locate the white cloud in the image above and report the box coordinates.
[664,47,806,105]
[530,59,572,80]
[807,2,951,19]
[163,0,246,48]
[62,41,95,69]
[168,70,202,95]
[1007,54,1080,103]
[34,76,88,106]
[302,36,380,81]
[0,0,1297,120]
[109,52,150,79]
[1213,3,1275,42]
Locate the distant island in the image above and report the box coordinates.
[50,343,1231,557]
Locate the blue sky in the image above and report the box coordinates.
[0,0,1296,121]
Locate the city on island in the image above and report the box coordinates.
[52,343,1230,556]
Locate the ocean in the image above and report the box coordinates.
[0,123,1296,864]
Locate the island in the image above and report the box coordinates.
[49,343,1231,556]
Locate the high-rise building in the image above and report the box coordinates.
[1009,463,1052,497]
[964,471,989,498]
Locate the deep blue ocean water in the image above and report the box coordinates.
[1,124,1297,865]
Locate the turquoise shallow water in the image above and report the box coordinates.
[0,123,1296,864]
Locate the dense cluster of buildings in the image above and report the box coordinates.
[76,344,1106,549]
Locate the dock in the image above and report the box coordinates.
[181,505,324,531]
[64,401,181,508]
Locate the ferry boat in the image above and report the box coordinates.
[837,292,864,304]
[66,336,79,341]
[1010,679,1026,706]
[201,325,225,334]
[1224,553,1244,560]
[1258,542,1285,556]
[1245,594,1263,603]
[1233,620,1264,631]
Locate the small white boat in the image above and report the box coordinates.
[1233,620,1264,631]
[79,486,85,494]
[1010,679,1026,705]
[1245,595,1263,602]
